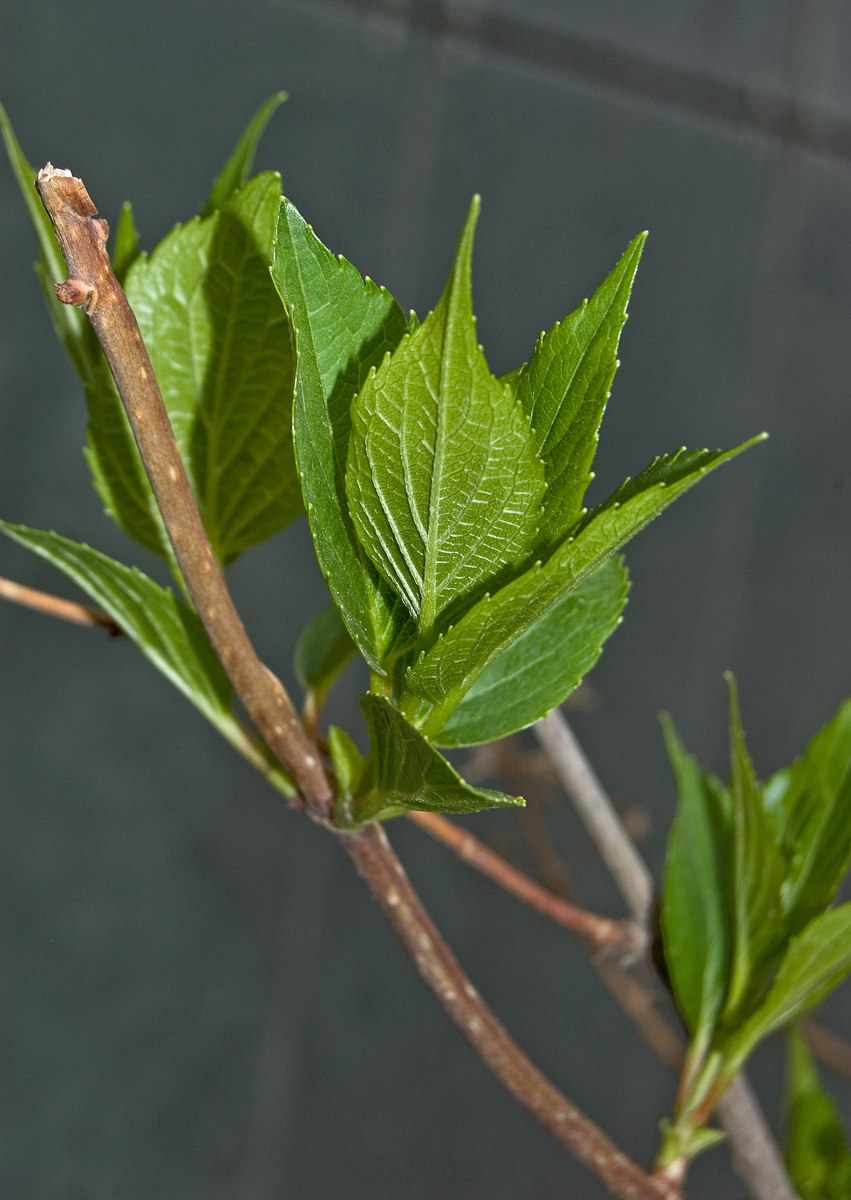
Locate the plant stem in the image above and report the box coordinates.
[534,708,800,1200]
[35,163,333,819]
[803,1020,851,1082]
[534,710,654,929]
[0,574,121,633]
[406,809,638,954]
[37,162,672,1200]
[342,821,675,1200]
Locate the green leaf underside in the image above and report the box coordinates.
[785,1030,851,1200]
[408,439,761,733]
[353,693,522,824]
[294,602,357,705]
[112,202,141,284]
[346,196,545,636]
[0,521,232,728]
[723,675,786,1022]
[272,198,409,670]
[0,104,177,566]
[723,904,851,1070]
[661,716,729,1040]
[127,172,301,565]
[204,92,287,217]
[518,232,646,549]
[764,698,851,935]
[435,556,628,747]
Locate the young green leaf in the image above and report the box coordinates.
[408,439,761,735]
[434,556,628,747]
[271,197,409,670]
[517,233,646,548]
[345,196,545,637]
[204,92,287,216]
[785,1028,851,1200]
[764,698,851,936]
[294,603,357,710]
[0,101,91,380]
[128,172,302,564]
[112,201,141,284]
[722,674,786,1022]
[660,715,729,1046]
[82,357,181,570]
[0,520,295,793]
[722,904,851,1073]
[346,693,522,825]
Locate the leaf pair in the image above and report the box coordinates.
[661,680,851,1124]
[3,95,299,571]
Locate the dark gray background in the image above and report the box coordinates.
[2,1,851,1196]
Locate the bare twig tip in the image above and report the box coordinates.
[38,162,73,182]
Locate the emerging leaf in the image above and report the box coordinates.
[435,556,628,747]
[408,439,761,736]
[722,674,785,1023]
[272,198,409,670]
[346,197,545,637]
[785,1029,851,1200]
[764,698,851,936]
[112,201,141,284]
[294,603,357,710]
[0,521,295,793]
[342,693,522,826]
[660,715,729,1044]
[204,92,287,216]
[517,232,646,549]
[128,172,302,564]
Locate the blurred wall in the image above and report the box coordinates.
[2,1,851,1197]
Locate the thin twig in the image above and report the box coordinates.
[406,809,639,955]
[534,710,654,929]
[804,1021,851,1082]
[0,574,121,634]
[36,163,333,819]
[534,708,800,1200]
[36,163,671,1200]
[343,822,674,1200]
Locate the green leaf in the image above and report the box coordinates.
[345,196,545,638]
[112,201,141,285]
[344,693,522,826]
[660,715,729,1043]
[0,520,295,793]
[764,698,851,936]
[785,1029,851,1200]
[294,603,357,710]
[723,905,851,1072]
[204,92,287,217]
[272,197,409,670]
[434,556,628,747]
[82,357,180,568]
[722,674,786,1022]
[517,233,646,548]
[128,172,302,565]
[407,439,762,736]
[0,101,91,380]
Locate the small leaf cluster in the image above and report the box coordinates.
[658,678,851,1171]
[1,96,759,829]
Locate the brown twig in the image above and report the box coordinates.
[804,1020,851,1082]
[343,822,674,1200]
[36,163,333,819]
[0,575,122,633]
[406,809,639,955]
[36,162,671,1200]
